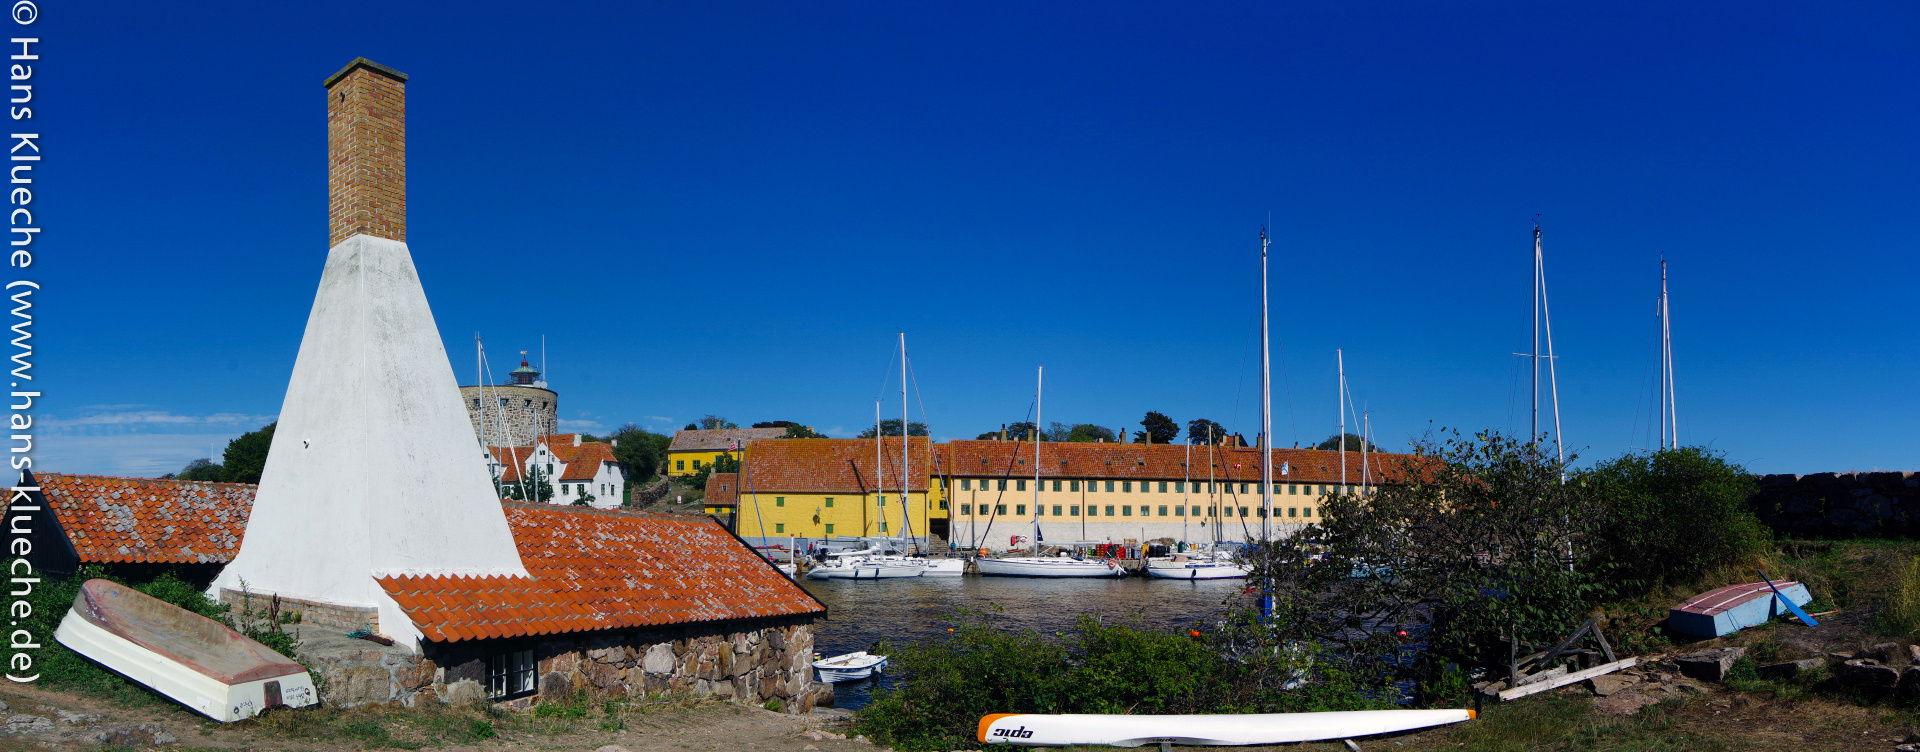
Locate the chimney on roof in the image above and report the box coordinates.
[573,434,582,447]
[325,57,408,246]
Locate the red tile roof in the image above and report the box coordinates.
[559,441,617,482]
[669,428,786,452]
[487,446,536,484]
[32,473,253,564]
[378,504,823,642]
[742,438,933,494]
[705,473,739,506]
[938,440,1426,485]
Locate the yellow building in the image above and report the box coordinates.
[729,437,947,544]
[702,472,738,520]
[939,439,1405,551]
[666,428,786,477]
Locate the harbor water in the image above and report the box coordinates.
[799,574,1250,710]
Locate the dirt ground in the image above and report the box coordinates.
[0,683,870,752]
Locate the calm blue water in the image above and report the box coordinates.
[799,574,1249,710]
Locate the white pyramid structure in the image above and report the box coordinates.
[211,59,527,646]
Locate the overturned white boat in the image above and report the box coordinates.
[978,708,1474,746]
[812,651,887,682]
[55,579,318,722]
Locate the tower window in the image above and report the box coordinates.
[499,398,509,407]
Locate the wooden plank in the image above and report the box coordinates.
[1498,657,1639,702]
[1593,623,1616,663]
[1538,617,1599,669]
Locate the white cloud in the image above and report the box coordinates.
[644,415,672,423]
[41,410,278,433]
[559,419,608,432]
[38,433,252,477]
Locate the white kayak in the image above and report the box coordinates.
[978,709,1474,747]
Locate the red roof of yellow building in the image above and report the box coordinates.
[33,473,253,564]
[377,503,823,642]
[741,437,933,493]
[939,440,1426,485]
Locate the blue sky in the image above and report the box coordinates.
[32,1,1918,477]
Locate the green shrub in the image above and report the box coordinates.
[1876,556,1920,639]
[851,610,1389,752]
[467,720,496,740]
[1586,447,1768,589]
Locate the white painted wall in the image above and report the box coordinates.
[212,235,530,648]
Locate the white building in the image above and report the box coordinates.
[486,433,627,509]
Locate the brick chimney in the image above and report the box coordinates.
[324,58,408,246]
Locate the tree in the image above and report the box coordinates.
[858,419,929,438]
[753,420,798,429]
[608,423,671,483]
[174,458,224,481]
[222,422,276,484]
[698,415,738,430]
[500,471,554,503]
[1004,422,1037,441]
[1315,433,1379,453]
[782,425,827,439]
[1584,447,1767,588]
[684,423,698,431]
[1186,419,1226,445]
[1133,412,1178,444]
[974,431,1000,440]
[572,491,595,506]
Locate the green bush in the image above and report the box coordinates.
[1585,447,1768,589]
[851,611,1389,752]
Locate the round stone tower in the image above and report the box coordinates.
[459,355,558,447]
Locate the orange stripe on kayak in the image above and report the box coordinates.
[978,714,1023,742]
[1468,708,1477,720]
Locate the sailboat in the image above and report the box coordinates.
[977,366,1126,578]
[809,341,935,580]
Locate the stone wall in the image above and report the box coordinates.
[1748,472,1920,537]
[460,384,558,449]
[297,615,830,714]
[221,589,379,633]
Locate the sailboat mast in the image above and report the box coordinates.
[1532,224,1542,446]
[1540,227,1564,466]
[1260,226,1273,542]
[1032,366,1042,557]
[1207,427,1217,543]
[1338,349,1347,491]
[900,333,913,552]
[875,401,885,538]
[1662,258,1677,449]
[1182,441,1191,547]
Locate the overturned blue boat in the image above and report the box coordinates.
[1669,581,1813,638]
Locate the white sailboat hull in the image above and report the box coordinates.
[979,708,1474,746]
[919,559,966,577]
[976,557,1124,578]
[1144,562,1249,580]
[806,561,927,579]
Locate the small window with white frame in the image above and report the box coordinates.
[487,647,535,699]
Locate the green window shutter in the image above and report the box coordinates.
[1016,505,1026,516]
[996,504,1006,515]
[1106,505,1116,516]
[1174,506,1184,516]
[1017,479,1026,491]
[998,479,1007,491]
[1158,482,1167,493]
[824,497,834,507]
[1069,506,1080,516]
[939,500,948,510]
[776,497,785,507]
[775,523,784,533]
[1122,481,1131,493]
[1052,480,1061,492]
[1052,505,1062,516]
[1122,506,1132,516]
[1105,481,1114,492]
[1070,480,1079,492]
[878,522,887,532]
[1158,505,1167,516]
[824,524,835,534]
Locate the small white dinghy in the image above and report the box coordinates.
[978,708,1474,747]
[55,579,319,722]
[812,651,887,682]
